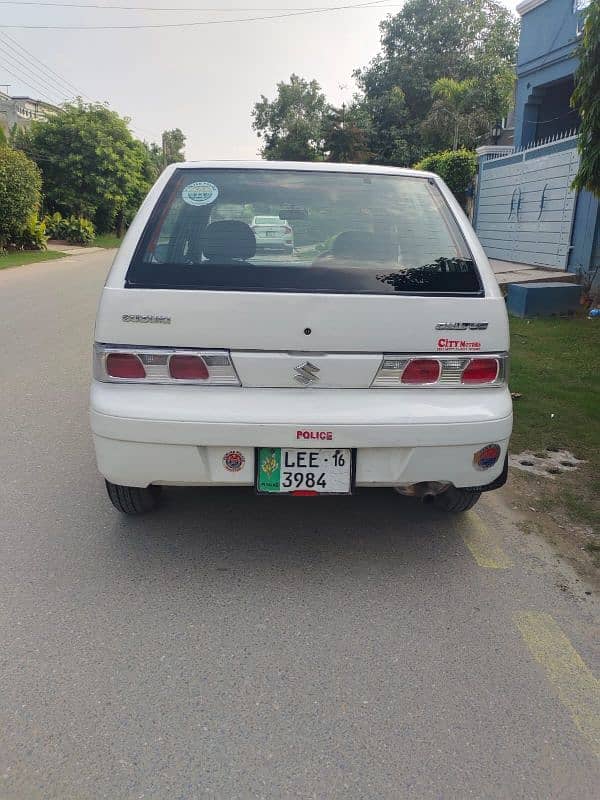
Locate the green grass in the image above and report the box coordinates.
[0,250,66,270]
[509,315,600,529]
[584,539,600,568]
[94,233,123,249]
[509,315,599,460]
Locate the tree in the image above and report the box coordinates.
[141,129,187,180]
[161,128,186,166]
[13,101,154,233]
[355,0,519,164]
[427,78,477,150]
[0,145,42,248]
[359,86,415,165]
[571,0,600,197]
[421,74,513,152]
[252,74,331,160]
[323,104,372,163]
[142,140,164,180]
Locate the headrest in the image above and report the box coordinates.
[203,221,256,261]
[331,231,378,258]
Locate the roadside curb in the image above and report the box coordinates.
[47,244,106,256]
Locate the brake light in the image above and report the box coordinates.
[283,226,292,234]
[169,354,209,380]
[371,353,507,388]
[401,359,441,384]
[94,345,239,385]
[461,358,499,384]
[106,352,146,379]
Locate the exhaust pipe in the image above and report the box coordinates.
[395,481,451,499]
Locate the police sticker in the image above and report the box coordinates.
[182,181,219,206]
[473,444,501,470]
[223,450,245,473]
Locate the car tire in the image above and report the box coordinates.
[433,487,481,513]
[105,480,162,514]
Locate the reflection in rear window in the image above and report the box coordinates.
[126,169,482,295]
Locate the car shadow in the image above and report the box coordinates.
[107,487,471,582]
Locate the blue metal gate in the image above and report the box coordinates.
[474,134,580,269]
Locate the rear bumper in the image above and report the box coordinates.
[90,382,512,488]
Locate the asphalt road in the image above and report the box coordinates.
[1,250,599,800]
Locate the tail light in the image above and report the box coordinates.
[94,344,239,385]
[283,226,292,234]
[372,354,507,388]
[401,359,441,384]
[461,358,499,384]
[169,354,209,380]
[106,352,146,379]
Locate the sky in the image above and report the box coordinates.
[0,0,521,160]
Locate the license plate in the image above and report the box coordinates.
[266,230,278,237]
[257,448,353,494]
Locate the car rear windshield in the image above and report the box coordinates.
[126,168,482,295]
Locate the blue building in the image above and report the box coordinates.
[473,0,598,275]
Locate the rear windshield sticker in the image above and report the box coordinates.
[182,181,219,206]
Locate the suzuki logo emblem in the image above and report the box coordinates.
[294,361,320,385]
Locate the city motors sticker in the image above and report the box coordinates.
[437,338,481,351]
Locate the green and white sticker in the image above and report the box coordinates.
[258,448,281,493]
[182,181,219,206]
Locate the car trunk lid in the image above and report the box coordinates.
[95,288,508,389]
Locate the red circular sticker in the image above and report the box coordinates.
[473,444,501,470]
[223,450,245,472]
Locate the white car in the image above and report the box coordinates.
[251,214,294,254]
[90,161,512,514]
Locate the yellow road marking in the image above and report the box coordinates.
[460,512,513,569]
[515,612,600,758]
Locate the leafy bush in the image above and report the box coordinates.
[413,149,477,203]
[43,212,95,244]
[43,211,66,239]
[0,145,42,249]
[14,214,48,250]
[14,101,153,233]
[63,215,95,245]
